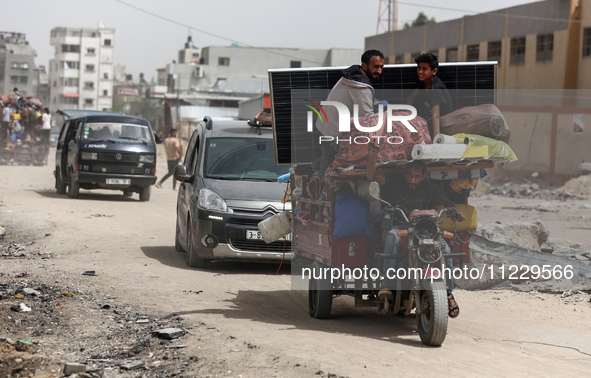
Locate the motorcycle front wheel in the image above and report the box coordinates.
[416,281,448,346]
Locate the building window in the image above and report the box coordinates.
[103,90,108,96]
[85,99,94,105]
[583,28,591,57]
[11,62,18,69]
[536,33,553,62]
[218,57,230,66]
[87,47,95,55]
[488,41,502,65]
[104,39,111,46]
[85,64,95,72]
[510,37,526,64]
[19,76,28,84]
[10,75,18,84]
[20,62,29,69]
[84,81,94,89]
[64,61,79,70]
[104,73,109,79]
[290,60,301,68]
[466,44,479,62]
[61,44,80,53]
[395,55,404,64]
[446,47,458,62]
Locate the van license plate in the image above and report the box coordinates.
[246,230,263,240]
[106,178,130,185]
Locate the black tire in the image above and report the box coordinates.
[186,222,208,269]
[55,172,66,195]
[416,281,448,346]
[175,219,185,252]
[68,174,79,198]
[308,261,333,319]
[139,186,151,201]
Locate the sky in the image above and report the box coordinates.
[3,0,538,82]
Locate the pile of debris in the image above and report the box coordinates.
[455,220,591,292]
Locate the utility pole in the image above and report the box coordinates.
[376,0,397,34]
[563,0,582,90]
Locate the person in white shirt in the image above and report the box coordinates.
[41,108,52,147]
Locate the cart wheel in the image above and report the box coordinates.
[308,261,333,319]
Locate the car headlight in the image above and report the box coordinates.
[198,188,227,212]
[81,152,98,160]
[138,155,155,163]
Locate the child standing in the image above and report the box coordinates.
[407,53,454,137]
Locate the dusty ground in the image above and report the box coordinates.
[1,148,591,377]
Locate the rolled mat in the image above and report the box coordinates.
[433,133,459,144]
[411,143,467,160]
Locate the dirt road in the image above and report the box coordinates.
[1,150,590,377]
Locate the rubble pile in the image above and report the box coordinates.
[475,220,549,252]
[0,279,201,377]
[456,220,591,291]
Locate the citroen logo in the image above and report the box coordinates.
[115,153,122,160]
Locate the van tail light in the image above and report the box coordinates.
[76,164,81,171]
[153,168,157,174]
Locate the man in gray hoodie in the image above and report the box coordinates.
[316,50,384,172]
[316,49,385,138]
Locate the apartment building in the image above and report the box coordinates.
[0,32,39,97]
[49,27,115,111]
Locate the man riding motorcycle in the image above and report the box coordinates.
[366,141,464,318]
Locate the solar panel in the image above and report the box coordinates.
[269,62,497,165]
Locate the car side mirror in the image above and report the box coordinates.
[174,164,193,183]
[154,133,163,144]
[57,141,64,149]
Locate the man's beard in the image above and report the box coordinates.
[363,67,380,83]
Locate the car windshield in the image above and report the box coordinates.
[81,122,153,144]
[204,138,288,181]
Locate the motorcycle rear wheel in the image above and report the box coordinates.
[416,281,448,346]
[308,261,333,319]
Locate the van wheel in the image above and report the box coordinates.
[68,175,79,198]
[56,172,66,195]
[186,223,208,269]
[139,186,151,201]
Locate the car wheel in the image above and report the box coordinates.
[68,174,79,198]
[139,186,151,201]
[175,219,185,252]
[56,171,66,195]
[186,222,208,269]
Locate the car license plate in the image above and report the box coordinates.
[246,230,292,241]
[106,178,130,185]
[246,230,263,240]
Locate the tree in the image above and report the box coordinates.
[404,12,436,29]
[129,97,164,132]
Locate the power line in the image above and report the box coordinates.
[113,0,325,65]
[396,1,576,24]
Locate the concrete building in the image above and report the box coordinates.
[156,42,363,135]
[49,27,115,111]
[365,0,591,183]
[366,0,591,90]
[0,32,39,97]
